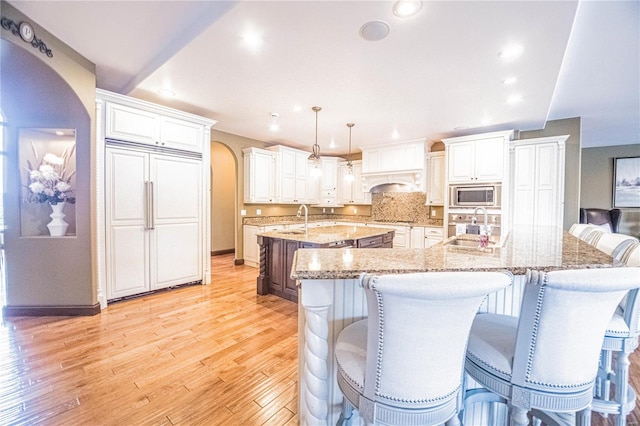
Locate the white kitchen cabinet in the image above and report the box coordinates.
[268,145,309,203]
[243,223,285,268]
[361,139,425,174]
[159,116,204,152]
[243,225,261,268]
[410,226,425,248]
[510,136,567,229]
[106,147,203,299]
[243,147,276,204]
[426,152,445,205]
[338,161,371,205]
[313,157,343,207]
[105,101,204,153]
[306,163,321,204]
[443,130,513,183]
[409,226,444,248]
[424,226,444,247]
[105,102,159,145]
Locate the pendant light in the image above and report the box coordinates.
[344,123,355,182]
[308,106,322,176]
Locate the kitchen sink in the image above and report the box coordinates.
[443,234,500,252]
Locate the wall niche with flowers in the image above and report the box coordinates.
[19,128,77,237]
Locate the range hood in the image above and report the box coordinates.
[361,169,423,192]
[369,183,415,193]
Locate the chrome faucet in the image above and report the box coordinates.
[297,204,308,233]
[473,206,488,234]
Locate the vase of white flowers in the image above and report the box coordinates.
[25,145,76,236]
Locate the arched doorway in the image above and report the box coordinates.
[210,142,237,260]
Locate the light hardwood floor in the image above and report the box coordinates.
[0,254,638,425]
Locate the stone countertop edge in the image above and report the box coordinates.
[291,227,618,280]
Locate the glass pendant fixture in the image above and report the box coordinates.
[344,123,355,182]
[308,106,322,176]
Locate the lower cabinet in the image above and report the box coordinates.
[424,226,444,248]
[244,224,284,267]
[267,239,300,301]
[243,225,261,267]
[410,226,444,248]
[356,234,393,248]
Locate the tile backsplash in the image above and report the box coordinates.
[372,192,442,223]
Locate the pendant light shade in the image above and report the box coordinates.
[344,123,355,182]
[308,106,322,176]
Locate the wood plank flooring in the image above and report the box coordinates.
[0,254,298,425]
[0,253,638,425]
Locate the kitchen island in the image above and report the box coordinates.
[292,226,617,425]
[257,225,394,302]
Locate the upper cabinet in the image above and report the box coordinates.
[361,139,425,174]
[338,160,371,205]
[159,116,204,152]
[510,135,568,229]
[243,144,343,205]
[313,157,344,207]
[243,147,276,204]
[426,152,445,205]
[267,146,309,204]
[443,130,514,184]
[105,102,204,153]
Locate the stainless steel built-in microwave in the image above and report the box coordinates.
[449,184,501,207]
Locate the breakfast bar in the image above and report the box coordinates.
[257,225,394,302]
[292,226,618,425]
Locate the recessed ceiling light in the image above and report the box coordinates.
[502,77,517,85]
[360,21,390,42]
[499,44,523,60]
[158,89,175,98]
[391,129,399,139]
[507,94,523,104]
[242,30,263,50]
[292,105,302,112]
[393,1,422,18]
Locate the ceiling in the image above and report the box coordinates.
[9,1,639,154]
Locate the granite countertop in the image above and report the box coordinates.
[259,225,393,245]
[243,215,443,227]
[291,226,617,279]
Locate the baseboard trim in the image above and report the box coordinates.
[3,303,101,317]
[234,258,244,265]
[211,248,235,256]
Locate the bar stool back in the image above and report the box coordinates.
[464,267,640,426]
[335,271,513,426]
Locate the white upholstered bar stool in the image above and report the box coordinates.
[594,242,640,426]
[464,267,640,426]
[590,233,639,261]
[334,271,513,426]
[569,223,599,240]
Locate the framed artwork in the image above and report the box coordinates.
[613,156,640,208]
